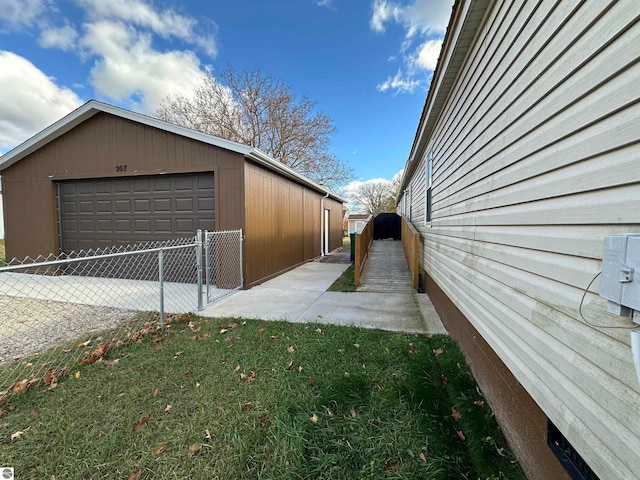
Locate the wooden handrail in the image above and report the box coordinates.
[354,215,373,287]
[401,216,420,289]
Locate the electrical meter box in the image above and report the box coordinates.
[600,234,640,321]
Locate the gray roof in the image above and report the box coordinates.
[0,99,345,203]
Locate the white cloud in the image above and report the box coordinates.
[0,0,47,28]
[377,69,420,94]
[0,51,83,150]
[78,0,217,57]
[80,20,207,112]
[371,0,453,94]
[39,24,79,50]
[370,0,395,32]
[415,38,442,70]
[315,0,333,7]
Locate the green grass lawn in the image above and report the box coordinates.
[0,239,5,266]
[0,316,524,480]
[328,263,356,292]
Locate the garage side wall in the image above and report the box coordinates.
[244,161,342,287]
[1,113,245,261]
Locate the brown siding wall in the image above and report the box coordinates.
[244,161,343,287]
[425,273,570,480]
[2,112,244,261]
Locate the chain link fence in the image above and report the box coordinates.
[0,229,243,398]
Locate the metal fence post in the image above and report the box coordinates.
[159,248,165,329]
[204,230,210,305]
[239,229,244,288]
[196,229,203,311]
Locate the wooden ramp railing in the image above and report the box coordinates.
[354,215,373,287]
[401,216,420,289]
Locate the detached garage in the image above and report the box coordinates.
[0,100,345,288]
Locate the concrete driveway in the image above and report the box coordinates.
[200,261,446,334]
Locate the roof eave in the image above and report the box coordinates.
[397,0,492,202]
[0,99,344,203]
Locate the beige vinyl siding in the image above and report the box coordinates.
[407,1,640,479]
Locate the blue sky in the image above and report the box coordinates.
[0,0,453,185]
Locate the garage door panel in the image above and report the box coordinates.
[153,178,171,192]
[175,218,195,233]
[115,200,131,212]
[175,197,193,212]
[96,219,112,232]
[155,219,172,232]
[154,198,171,211]
[59,173,215,252]
[198,197,214,211]
[134,199,151,212]
[79,201,94,213]
[96,200,111,212]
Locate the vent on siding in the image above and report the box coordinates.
[547,421,599,480]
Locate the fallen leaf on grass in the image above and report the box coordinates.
[224,336,233,342]
[228,322,239,329]
[408,343,417,355]
[474,400,485,407]
[11,429,28,441]
[269,336,277,344]
[451,408,462,421]
[315,328,322,334]
[353,343,360,348]
[258,327,265,334]
[152,388,159,397]
[384,458,399,471]
[440,374,448,386]
[456,430,466,441]
[74,371,80,379]
[152,445,165,455]
[240,371,256,383]
[287,346,295,353]
[186,443,202,457]
[188,321,201,332]
[12,380,28,394]
[134,414,149,433]
[219,328,228,334]
[78,340,91,347]
[205,429,212,441]
[432,348,444,356]
[127,471,140,480]
[326,407,334,417]
[419,452,427,462]
[350,410,357,418]
[310,414,318,424]
[195,382,201,388]
[83,342,110,364]
[164,404,172,413]
[103,359,120,366]
[298,365,303,373]
[286,361,294,370]
[242,402,253,411]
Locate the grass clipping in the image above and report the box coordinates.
[0,317,525,480]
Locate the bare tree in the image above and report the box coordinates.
[350,179,395,216]
[155,67,353,190]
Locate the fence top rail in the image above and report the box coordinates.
[355,215,373,235]
[402,216,420,236]
[0,243,198,273]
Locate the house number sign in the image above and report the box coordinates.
[115,165,127,172]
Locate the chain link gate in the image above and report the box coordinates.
[203,229,243,304]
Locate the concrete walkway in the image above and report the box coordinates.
[200,252,447,334]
